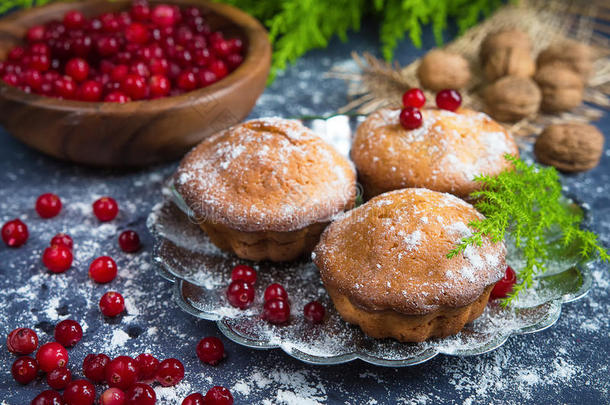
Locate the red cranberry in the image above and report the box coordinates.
[93,197,119,221]
[31,43,51,56]
[148,58,168,75]
[111,65,129,82]
[47,366,72,390]
[104,91,131,103]
[100,387,126,405]
[97,36,120,57]
[225,54,243,71]
[435,89,462,111]
[121,74,147,99]
[50,233,73,250]
[204,386,233,405]
[151,5,177,27]
[106,356,139,390]
[230,264,256,284]
[125,22,149,44]
[264,283,288,302]
[129,61,150,78]
[82,353,110,382]
[131,3,150,21]
[8,46,25,61]
[209,60,227,79]
[99,291,125,317]
[89,256,118,283]
[182,393,205,405]
[65,58,89,82]
[148,74,170,98]
[177,70,197,91]
[32,390,64,405]
[135,353,159,380]
[63,10,86,30]
[2,219,29,247]
[491,266,517,299]
[118,230,141,252]
[7,327,38,354]
[197,69,217,87]
[27,25,46,42]
[211,40,231,58]
[125,383,156,405]
[36,342,69,373]
[54,76,77,99]
[263,298,291,324]
[100,13,120,33]
[42,244,73,273]
[227,38,243,54]
[63,379,95,405]
[54,319,83,347]
[155,358,184,387]
[29,53,51,71]
[399,107,423,130]
[73,35,93,57]
[402,88,426,108]
[2,72,19,86]
[11,356,38,384]
[196,337,224,365]
[226,280,254,309]
[79,80,102,101]
[35,193,62,218]
[303,301,325,324]
[23,69,43,90]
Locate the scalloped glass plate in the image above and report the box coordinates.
[146,115,593,367]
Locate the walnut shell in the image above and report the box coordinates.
[480,29,532,63]
[534,65,584,113]
[537,40,593,79]
[483,76,541,122]
[417,49,471,91]
[480,29,534,81]
[534,123,604,172]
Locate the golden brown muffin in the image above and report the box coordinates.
[313,188,507,342]
[174,118,357,262]
[351,108,519,199]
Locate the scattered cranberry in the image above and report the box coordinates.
[231,264,256,284]
[118,230,141,252]
[155,358,184,387]
[303,301,325,324]
[50,233,73,250]
[82,353,110,382]
[106,356,139,390]
[135,353,160,381]
[36,342,69,373]
[99,291,125,317]
[47,366,72,390]
[36,193,62,218]
[2,219,29,247]
[204,386,233,405]
[32,390,64,405]
[54,319,83,347]
[226,280,255,309]
[63,379,95,405]
[182,393,205,405]
[399,107,423,130]
[491,266,517,299]
[11,356,38,384]
[7,327,38,355]
[125,383,156,405]
[402,88,426,108]
[263,298,291,324]
[42,244,73,273]
[435,89,462,111]
[93,197,119,221]
[263,283,288,302]
[100,387,126,405]
[196,337,224,365]
[89,256,118,283]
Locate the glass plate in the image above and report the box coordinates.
[146,115,593,367]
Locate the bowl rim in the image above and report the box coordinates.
[0,0,270,114]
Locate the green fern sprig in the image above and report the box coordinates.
[448,155,609,306]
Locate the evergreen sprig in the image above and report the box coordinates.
[448,155,609,306]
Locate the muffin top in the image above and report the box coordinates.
[351,108,519,198]
[174,118,356,232]
[313,188,506,315]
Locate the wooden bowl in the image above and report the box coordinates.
[0,0,270,167]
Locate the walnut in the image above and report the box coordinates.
[537,40,593,79]
[534,65,584,113]
[417,49,471,91]
[480,29,535,81]
[482,76,541,122]
[534,123,604,172]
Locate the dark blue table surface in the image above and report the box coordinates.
[1,23,609,405]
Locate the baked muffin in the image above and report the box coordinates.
[313,188,506,342]
[351,108,519,199]
[174,118,357,262]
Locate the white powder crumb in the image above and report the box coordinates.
[232,381,251,397]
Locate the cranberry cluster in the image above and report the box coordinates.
[399,88,463,130]
[0,0,244,102]
[226,264,326,325]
